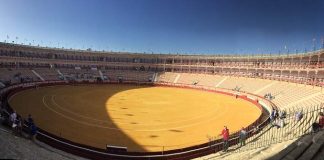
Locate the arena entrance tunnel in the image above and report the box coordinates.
[4,81,269,159]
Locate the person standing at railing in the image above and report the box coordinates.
[312,112,324,133]
[9,111,17,127]
[220,126,229,152]
[16,116,23,136]
[29,121,37,141]
[239,127,247,147]
[27,114,34,126]
[295,111,303,121]
[26,114,37,140]
[270,109,278,121]
[320,112,324,128]
[279,110,287,119]
[252,125,259,135]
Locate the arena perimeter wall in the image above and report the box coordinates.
[1,80,271,160]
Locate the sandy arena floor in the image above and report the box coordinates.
[9,84,261,152]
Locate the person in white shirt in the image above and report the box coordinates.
[10,111,17,125]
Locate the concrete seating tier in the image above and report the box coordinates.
[33,68,61,81]
[0,68,39,83]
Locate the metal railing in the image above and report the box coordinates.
[217,104,323,155]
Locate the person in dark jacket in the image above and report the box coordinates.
[239,127,247,147]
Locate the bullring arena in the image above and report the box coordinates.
[0,42,323,160]
[9,84,261,152]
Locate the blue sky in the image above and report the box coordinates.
[0,0,323,54]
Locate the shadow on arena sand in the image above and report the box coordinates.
[9,83,154,152]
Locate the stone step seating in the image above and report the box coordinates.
[192,74,224,87]
[295,95,324,109]
[258,82,291,97]
[33,68,61,81]
[268,130,324,160]
[155,73,324,111]
[0,124,85,160]
[259,83,320,106]
[60,68,99,80]
[313,142,324,160]
[175,73,193,84]
[176,73,224,86]
[0,68,39,83]
[0,68,18,82]
[217,77,271,93]
[255,139,297,160]
[271,86,320,108]
[276,93,320,109]
[212,140,297,160]
[157,72,178,83]
[101,70,154,82]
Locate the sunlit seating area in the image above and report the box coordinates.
[156,72,324,111]
[176,73,224,86]
[156,72,178,83]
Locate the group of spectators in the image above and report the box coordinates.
[0,99,38,140]
[264,93,274,100]
[270,108,287,128]
[233,86,241,92]
[8,111,37,140]
[217,108,323,153]
[270,107,324,134]
[217,108,313,152]
[219,126,247,152]
[295,110,303,121]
